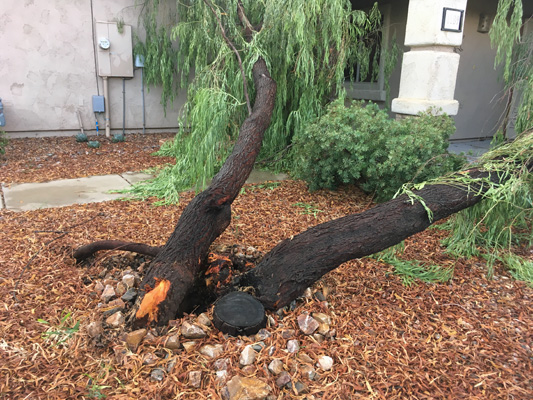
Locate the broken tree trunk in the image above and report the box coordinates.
[132,57,276,327]
[233,168,516,310]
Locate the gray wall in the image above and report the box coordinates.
[0,0,185,138]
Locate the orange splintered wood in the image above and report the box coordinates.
[136,278,171,324]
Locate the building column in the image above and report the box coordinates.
[391,0,468,116]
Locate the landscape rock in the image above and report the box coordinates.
[151,368,165,382]
[94,281,104,295]
[297,353,313,364]
[275,371,291,387]
[287,339,299,353]
[268,359,284,375]
[181,321,207,339]
[199,344,224,358]
[255,329,271,341]
[224,376,272,400]
[108,298,126,309]
[297,313,319,335]
[101,285,116,303]
[164,334,180,351]
[115,282,127,297]
[125,328,147,351]
[86,321,103,338]
[182,341,196,353]
[105,311,125,328]
[189,370,202,388]
[281,329,295,339]
[121,288,138,302]
[239,345,257,366]
[311,312,331,325]
[317,355,334,371]
[291,381,309,395]
[122,274,136,288]
[301,365,317,380]
[197,312,212,326]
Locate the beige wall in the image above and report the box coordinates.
[0,0,184,138]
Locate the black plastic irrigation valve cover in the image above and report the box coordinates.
[213,291,267,336]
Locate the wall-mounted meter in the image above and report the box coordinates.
[99,37,111,50]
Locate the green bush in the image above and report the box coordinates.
[291,100,465,201]
[0,129,8,155]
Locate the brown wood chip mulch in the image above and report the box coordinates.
[0,134,531,399]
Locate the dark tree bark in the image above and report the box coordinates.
[132,57,277,327]
[234,169,512,310]
[73,240,161,261]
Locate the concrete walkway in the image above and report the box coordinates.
[1,170,288,212]
[0,139,489,212]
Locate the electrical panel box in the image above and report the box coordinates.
[95,22,134,77]
[92,95,105,113]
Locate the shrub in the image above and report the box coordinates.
[0,129,8,155]
[291,100,465,201]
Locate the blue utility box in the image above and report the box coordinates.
[0,98,5,127]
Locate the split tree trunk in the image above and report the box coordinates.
[235,168,509,310]
[132,57,277,327]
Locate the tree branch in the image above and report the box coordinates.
[73,240,162,262]
[203,0,252,116]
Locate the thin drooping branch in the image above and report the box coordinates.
[73,240,162,262]
[203,0,252,115]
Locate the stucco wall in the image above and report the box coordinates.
[0,0,184,137]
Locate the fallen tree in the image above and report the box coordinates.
[74,2,533,329]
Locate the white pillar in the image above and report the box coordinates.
[391,0,468,116]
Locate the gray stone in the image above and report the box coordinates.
[287,339,299,353]
[301,365,317,380]
[292,381,309,395]
[181,321,207,339]
[251,342,265,352]
[151,368,165,382]
[297,313,319,335]
[239,345,257,366]
[281,329,295,339]
[121,288,138,302]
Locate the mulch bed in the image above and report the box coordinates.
[0,134,531,399]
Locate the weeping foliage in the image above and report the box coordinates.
[440,130,533,282]
[489,0,532,134]
[130,0,389,202]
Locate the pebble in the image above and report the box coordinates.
[275,371,291,387]
[189,370,202,388]
[287,339,299,353]
[164,334,180,351]
[297,313,319,335]
[125,328,147,352]
[94,281,104,295]
[143,352,158,365]
[122,274,136,288]
[268,359,284,375]
[301,364,318,380]
[115,282,127,297]
[281,329,295,339]
[255,328,271,341]
[101,285,116,303]
[196,312,212,326]
[214,358,229,371]
[292,381,309,395]
[86,321,103,338]
[151,368,165,382]
[199,344,224,359]
[314,291,326,301]
[239,345,257,366]
[182,341,196,353]
[105,311,125,328]
[108,298,126,309]
[297,353,313,364]
[251,342,265,352]
[181,321,207,339]
[312,312,331,325]
[317,355,334,371]
[121,288,138,302]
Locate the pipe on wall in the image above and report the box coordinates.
[102,76,111,137]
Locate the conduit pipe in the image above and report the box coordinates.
[76,110,84,134]
[103,76,111,137]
